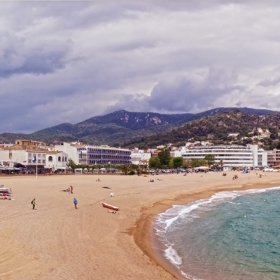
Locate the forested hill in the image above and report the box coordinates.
[0,107,279,146]
[124,110,280,149]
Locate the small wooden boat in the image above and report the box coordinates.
[101,202,119,211]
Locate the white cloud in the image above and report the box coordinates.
[0,1,280,133]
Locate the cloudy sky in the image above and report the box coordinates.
[1,1,280,133]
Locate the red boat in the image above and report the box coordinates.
[102,202,119,211]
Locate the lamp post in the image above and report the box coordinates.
[108,161,111,173]
[32,155,37,179]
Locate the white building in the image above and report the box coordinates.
[181,144,267,168]
[0,140,68,172]
[0,147,46,166]
[45,151,69,171]
[54,142,83,165]
[55,142,131,165]
[130,148,151,165]
[170,148,183,158]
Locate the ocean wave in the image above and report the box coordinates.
[154,186,280,233]
[153,186,280,279]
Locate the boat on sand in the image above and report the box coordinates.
[101,202,119,211]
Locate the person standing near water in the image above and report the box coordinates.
[73,198,78,209]
[31,198,36,210]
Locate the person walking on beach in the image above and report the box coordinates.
[70,185,73,194]
[73,198,78,209]
[31,198,36,210]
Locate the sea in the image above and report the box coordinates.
[153,187,280,280]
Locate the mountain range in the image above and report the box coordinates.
[0,107,279,147]
[125,110,280,149]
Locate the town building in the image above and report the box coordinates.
[170,147,183,158]
[267,149,280,167]
[0,143,47,166]
[0,140,68,172]
[45,151,69,172]
[54,142,131,165]
[180,144,267,168]
[228,133,239,138]
[130,148,151,166]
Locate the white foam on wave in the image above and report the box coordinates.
[153,185,280,279]
[164,245,182,266]
[155,186,280,233]
[164,244,203,280]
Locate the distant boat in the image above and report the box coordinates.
[101,202,119,211]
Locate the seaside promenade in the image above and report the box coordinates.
[0,172,279,280]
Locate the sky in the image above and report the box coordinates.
[1,1,280,133]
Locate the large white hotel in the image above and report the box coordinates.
[54,142,131,166]
[180,144,267,168]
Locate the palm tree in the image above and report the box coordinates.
[219,159,224,171]
[120,164,129,175]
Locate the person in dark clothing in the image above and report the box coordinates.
[31,198,36,210]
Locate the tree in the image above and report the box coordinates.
[172,157,184,168]
[183,159,192,168]
[149,157,161,169]
[204,154,215,167]
[270,133,276,140]
[130,164,138,170]
[169,158,174,168]
[158,149,171,166]
[120,164,129,175]
[190,158,207,168]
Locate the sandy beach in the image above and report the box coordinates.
[0,171,280,280]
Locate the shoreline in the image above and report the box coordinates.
[130,178,280,280]
[0,173,280,279]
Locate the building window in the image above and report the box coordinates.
[28,159,31,163]
[9,152,12,159]
[38,159,41,163]
[42,160,45,163]
[48,156,53,162]
[58,156,61,162]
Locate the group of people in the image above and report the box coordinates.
[32,185,78,210]
[61,185,74,193]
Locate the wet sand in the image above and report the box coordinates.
[0,172,279,280]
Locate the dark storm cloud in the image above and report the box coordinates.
[0,36,71,77]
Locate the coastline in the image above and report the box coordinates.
[0,173,279,279]
[130,176,280,280]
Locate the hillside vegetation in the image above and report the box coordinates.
[124,110,280,149]
[0,107,279,146]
